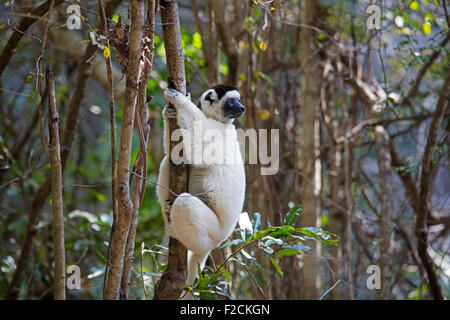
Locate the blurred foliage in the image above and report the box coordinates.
[0,0,449,300]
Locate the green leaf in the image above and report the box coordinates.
[283,243,310,251]
[409,1,419,11]
[261,245,274,254]
[295,227,339,245]
[283,205,302,226]
[269,225,295,238]
[423,21,431,35]
[192,32,202,50]
[218,267,231,282]
[261,236,283,247]
[269,257,283,277]
[218,238,243,249]
[254,226,279,240]
[275,248,302,258]
[90,190,106,203]
[241,249,256,261]
[252,212,262,233]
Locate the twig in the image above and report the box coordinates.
[36,0,55,155]
[319,279,342,300]
[140,243,149,299]
[47,66,66,300]
[0,161,49,190]
[105,0,144,300]
[415,71,449,300]
[98,0,118,300]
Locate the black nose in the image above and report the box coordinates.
[224,97,245,118]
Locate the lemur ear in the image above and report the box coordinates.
[205,90,217,104]
[205,92,214,104]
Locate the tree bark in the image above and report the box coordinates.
[299,0,326,300]
[105,0,144,300]
[98,0,118,299]
[374,125,392,299]
[415,71,449,300]
[47,67,66,300]
[120,0,155,298]
[212,0,239,85]
[153,0,188,300]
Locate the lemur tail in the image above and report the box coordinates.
[181,251,209,300]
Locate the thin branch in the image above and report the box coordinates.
[46,67,66,300]
[98,0,118,299]
[415,71,450,300]
[105,0,144,300]
[120,0,155,299]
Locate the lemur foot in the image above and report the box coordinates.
[162,105,177,119]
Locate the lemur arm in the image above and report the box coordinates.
[163,88,207,133]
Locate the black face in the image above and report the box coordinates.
[223,97,245,118]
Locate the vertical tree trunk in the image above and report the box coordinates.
[120,0,155,298]
[374,125,392,299]
[153,0,188,300]
[329,143,345,300]
[47,67,66,300]
[98,0,118,299]
[415,72,449,300]
[105,0,144,300]
[343,138,354,300]
[299,0,326,300]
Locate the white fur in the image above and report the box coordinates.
[157,88,246,299]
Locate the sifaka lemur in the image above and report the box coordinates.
[157,85,246,298]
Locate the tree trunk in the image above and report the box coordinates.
[120,0,155,298]
[47,67,66,300]
[105,0,144,300]
[415,72,449,300]
[153,0,188,300]
[374,125,392,299]
[299,0,326,300]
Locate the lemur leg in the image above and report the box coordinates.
[169,193,221,299]
[180,250,209,300]
[169,192,222,255]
